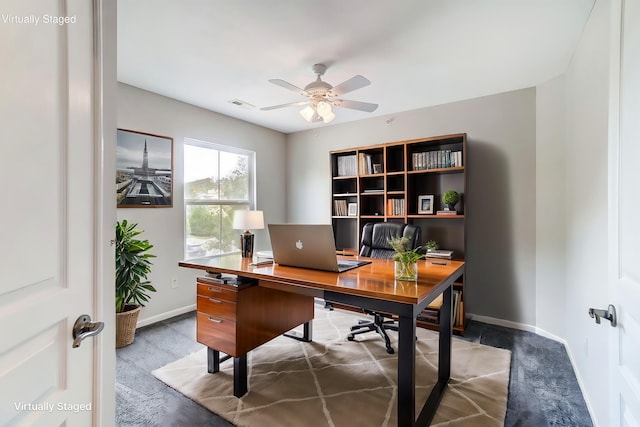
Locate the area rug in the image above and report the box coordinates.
[153,306,511,427]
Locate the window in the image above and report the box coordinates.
[184,138,255,259]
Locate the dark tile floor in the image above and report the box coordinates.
[116,310,593,427]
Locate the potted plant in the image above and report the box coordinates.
[426,240,439,252]
[389,236,425,281]
[115,220,156,347]
[442,190,459,211]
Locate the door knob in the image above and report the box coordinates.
[588,304,617,327]
[73,314,104,348]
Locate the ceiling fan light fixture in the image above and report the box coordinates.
[299,105,315,122]
[322,111,336,124]
[316,101,332,117]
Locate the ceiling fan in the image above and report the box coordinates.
[261,63,378,124]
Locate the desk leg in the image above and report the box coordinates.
[207,348,231,374]
[438,286,452,382]
[206,348,247,397]
[416,285,453,426]
[233,355,248,397]
[283,320,313,342]
[397,314,417,427]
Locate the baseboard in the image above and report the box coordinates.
[468,312,537,334]
[468,312,599,427]
[561,337,601,427]
[136,304,196,328]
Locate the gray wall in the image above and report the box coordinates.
[286,89,538,326]
[117,83,287,324]
[535,75,567,339]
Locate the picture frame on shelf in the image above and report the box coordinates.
[116,129,174,208]
[348,203,358,216]
[418,195,434,214]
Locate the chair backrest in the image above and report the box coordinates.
[359,223,422,259]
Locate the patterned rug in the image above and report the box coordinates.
[153,306,511,427]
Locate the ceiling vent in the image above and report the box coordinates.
[229,99,255,110]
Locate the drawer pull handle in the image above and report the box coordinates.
[208,317,223,324]
[208,298,221,304]
[208,287,222,293]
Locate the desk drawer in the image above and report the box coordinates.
[197,295,236,321]
[196,282,238,302]
[196,312,236,355]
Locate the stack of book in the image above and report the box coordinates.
[333,200,348,216]
[412,149,463,170]
[426,249,453,260]
[418,294,442,324]
[336,155,357,176]
[436,209,458,216]
[417,289,464,327]
[358,153,376,175]
[453,289,464,327]
[386,198,405,216]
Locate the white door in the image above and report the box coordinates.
[0,1,116,426]
[609,0,640,425]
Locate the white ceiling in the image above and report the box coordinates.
[118,0,595,134]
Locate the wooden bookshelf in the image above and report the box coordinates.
[330,133,468,334]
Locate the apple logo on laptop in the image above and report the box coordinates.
[295,239,303,250]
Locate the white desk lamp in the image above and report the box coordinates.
[232,210,264,258]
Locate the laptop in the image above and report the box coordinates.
[268,224,371,273]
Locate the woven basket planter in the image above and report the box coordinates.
[116,305,141,348]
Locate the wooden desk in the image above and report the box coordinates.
[179,255,465,427]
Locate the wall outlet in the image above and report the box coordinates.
[171,278,178,289]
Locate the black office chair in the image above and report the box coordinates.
[347,222,422,354]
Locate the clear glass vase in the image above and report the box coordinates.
[395,260,418,281]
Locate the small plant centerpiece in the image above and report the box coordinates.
[389,236,425,281]
[426,240,439,252]
[442,190,459,211]
[115,220,156,347]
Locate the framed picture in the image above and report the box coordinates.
[348,203,358,216]
[116,129,173,208]
[418,195,434,214]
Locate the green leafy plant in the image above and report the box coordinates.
[389,236,425,265]
[115,220,157,313]
[426,240,439,251]
[442,190,459,207]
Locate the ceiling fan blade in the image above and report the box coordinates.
[261,101,310,111]
[329,75,371,96]
[332,99,378,113]
[268,79,307,96]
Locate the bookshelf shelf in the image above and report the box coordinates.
[330,133,467,334]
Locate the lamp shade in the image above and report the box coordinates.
[299,106,315,122]
[316,101,332,117]
[232,210,264,231]
[322,111,336,124]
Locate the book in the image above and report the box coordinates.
[256,250,273,260]
[436,210,458,216]
[418,308,439,324]
[426,250,453,259]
